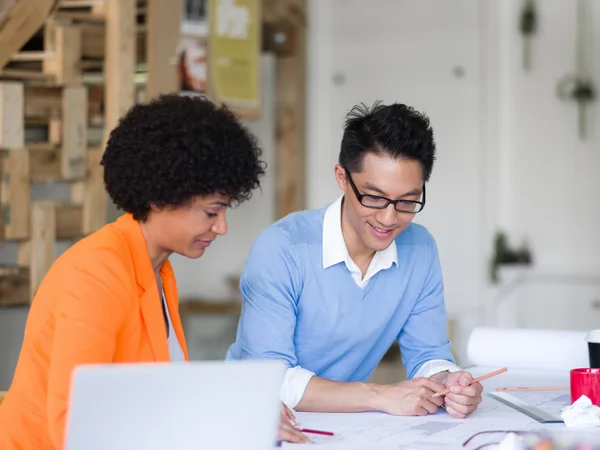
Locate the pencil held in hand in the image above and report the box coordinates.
[432,367,508,397]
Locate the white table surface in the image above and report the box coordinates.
[469,365,570,392]
[287,366,600,449]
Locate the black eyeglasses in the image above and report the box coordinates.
[344,169,426,213]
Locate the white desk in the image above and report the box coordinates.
[469,365,569,392]
[286,367,599,449]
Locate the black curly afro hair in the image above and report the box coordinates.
[101,94,266,221]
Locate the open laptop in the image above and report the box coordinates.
[64,360,286,450]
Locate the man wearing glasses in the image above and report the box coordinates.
[227,102,483,418]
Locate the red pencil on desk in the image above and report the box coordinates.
[298,428,337,436]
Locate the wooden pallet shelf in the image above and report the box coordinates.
[1,82,88,182]
[1,144,73,186]
[0,0,177,307]
[1,145,100,242]
[1,1,147,86]
[24,84,103,126]
[0,200,86,305]
[0,266,29,306]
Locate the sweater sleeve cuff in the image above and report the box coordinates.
[280,366,316,409]
[413,359,463,378]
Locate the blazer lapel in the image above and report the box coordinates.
[114,214,171,362]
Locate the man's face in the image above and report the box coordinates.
[335,153,425,254]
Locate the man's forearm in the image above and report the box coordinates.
[294,376,382,413]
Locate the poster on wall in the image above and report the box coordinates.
[178,37,208,94]
[207,0,261,117]
[178,0,208,95]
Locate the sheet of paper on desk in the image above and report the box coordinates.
[282,443,463,450]
[282,409,550,448]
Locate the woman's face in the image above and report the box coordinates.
[150,194,231,259]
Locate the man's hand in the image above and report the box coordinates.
[278,404,312,444]
[439,371,483,419]
[372,377,446,416]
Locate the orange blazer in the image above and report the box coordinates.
[0,214,189,450]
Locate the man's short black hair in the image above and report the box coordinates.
[339,101,436,181]
[101,94,266,221]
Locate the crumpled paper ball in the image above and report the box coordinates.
[561,395,600,428]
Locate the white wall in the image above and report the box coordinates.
[307,0,488,361]
[493,0,600,271]
[484,0,600,333]
[307,0,600,363]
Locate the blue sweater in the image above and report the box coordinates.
[226,205,454,380]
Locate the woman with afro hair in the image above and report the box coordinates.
[0,94,310,448]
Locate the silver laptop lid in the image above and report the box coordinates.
[65,360,286,450]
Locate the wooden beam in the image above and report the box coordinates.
[0,150,3,238]
[61,86,87,179]
[78,0,136,234]
[12,145,93,185]
[262,0,307,219]
[104,0,136,122]
[55,203,83,239]
[23,85,104,123]
[80,146,104,234]
[0,69,55,83]
[48,118,62,144]
[9,51,53,62]
[59,0,104,8]
[81,22,104,59]
[90,1,105,17]
[0,82,24,240]
[0,265,29,305]
[1,149,30,239]
[30,201,56,298]
[0,1,18,25]
[55,11,105,23]
[43,22,83,85]
[146,0,180,100]
[17,203,82,269]
[80,19,146,62]
[17,241,29,267]
[30,144,61,183]
[0,82,24,149]
[23,86,61,118]
[0,0,60,69]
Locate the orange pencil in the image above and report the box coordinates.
[432,367,508,397]
[495,386,568,392]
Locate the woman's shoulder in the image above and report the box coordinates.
[30,222,141,320]
[63,222,132,265]
[49,221,138,291]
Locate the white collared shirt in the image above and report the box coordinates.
[280,196,461,409]
[161,291,185,362]
[322,195,398,288]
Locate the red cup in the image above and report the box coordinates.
[571,368,600,405]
